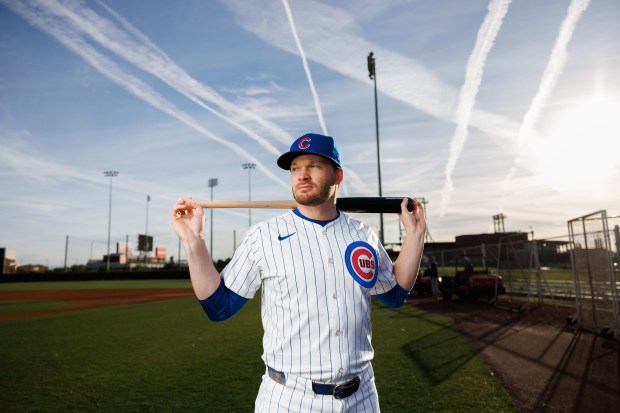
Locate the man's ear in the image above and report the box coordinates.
[335,167,344,185]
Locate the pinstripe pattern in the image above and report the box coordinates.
[221,210,395,411]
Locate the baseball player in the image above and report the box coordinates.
[171,133,426,412]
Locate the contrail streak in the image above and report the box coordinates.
[25,0,291,154]
[223,0,522,150]
[93,0,172,65]
[439,0,512,216]
[282,0,328,135]
[279,0,354,194]
[517,0,591,147]
[502,0,591,198]
[1,0,288,189]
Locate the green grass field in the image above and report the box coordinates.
[0,280,517,412]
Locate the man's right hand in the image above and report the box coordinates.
[171,198,205,241]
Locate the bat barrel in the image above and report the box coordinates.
[336,197,413,213]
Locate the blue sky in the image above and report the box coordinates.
[1,0,619,268]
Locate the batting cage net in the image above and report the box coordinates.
[568,211,620,337]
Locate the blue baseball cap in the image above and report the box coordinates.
[277,133,342,170]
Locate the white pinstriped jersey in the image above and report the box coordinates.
[221,209,397,383]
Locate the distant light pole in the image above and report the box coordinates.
[177,237,182,267]
[63,235,69,272]
[145,195,150,260]
[104,170,118,272]
[242,163,256,227]
[367,52,384,244]
[208,178,218,255]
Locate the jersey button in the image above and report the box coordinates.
[333,293,337,299]
[335,330,341,336]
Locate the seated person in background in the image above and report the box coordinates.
[463,256,474,273]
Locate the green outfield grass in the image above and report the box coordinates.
[0,281,518,412]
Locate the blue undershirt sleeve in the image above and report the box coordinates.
[374,283,410,308]
[198,277,249,321]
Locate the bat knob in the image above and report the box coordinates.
[406,197,414,213]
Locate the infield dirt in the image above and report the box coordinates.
[0,288,194,321]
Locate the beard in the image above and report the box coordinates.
[293,181,335,206]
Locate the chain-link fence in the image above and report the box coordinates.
[423,235,541,309]
[422,215,619,324]
[568,211,620,336]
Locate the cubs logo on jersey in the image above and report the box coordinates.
[344,241,378,288]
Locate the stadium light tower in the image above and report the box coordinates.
[208,178,218,256]
[104,170,119,272]
[242,163,256,227]
[145,195,150,237]
[144,194,151,260]
[367,52,384,244]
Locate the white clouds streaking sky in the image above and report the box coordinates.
[440,0,512,215]
[0,0,619,267]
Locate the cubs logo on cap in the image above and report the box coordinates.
[298,137,311,149]
[344,241,378,288]
[277,133,342,170]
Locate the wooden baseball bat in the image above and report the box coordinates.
[198,197,414,213]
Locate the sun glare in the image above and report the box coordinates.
[533,94,620,192]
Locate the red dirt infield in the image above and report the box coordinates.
[0,288,195,321]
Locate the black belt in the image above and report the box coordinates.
[267,367,361,400]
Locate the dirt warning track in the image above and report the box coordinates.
[0,288,195,321]
[412,298,620,413]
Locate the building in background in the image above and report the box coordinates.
[1,248,16,275]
